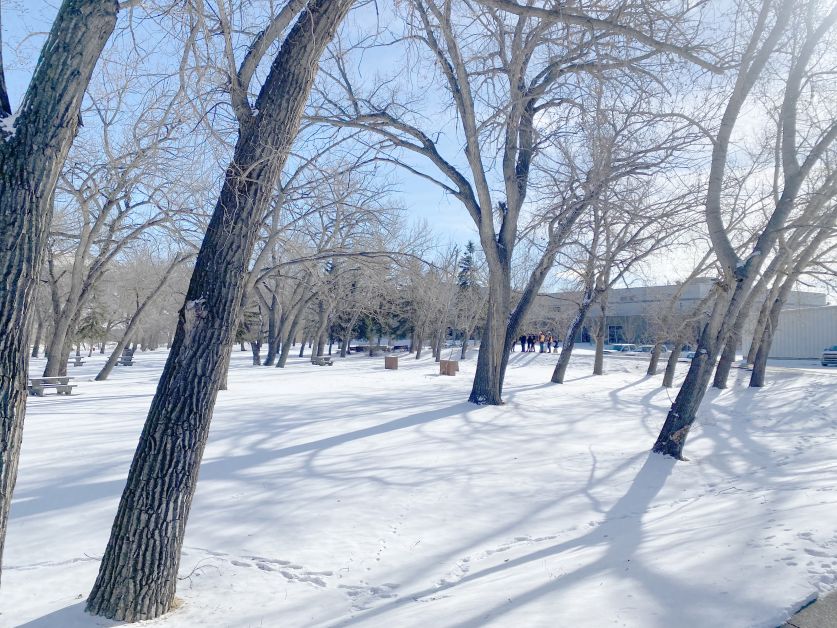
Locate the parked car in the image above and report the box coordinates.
[637,344,669,354]
[606,343,638,353]
[822,345,837,366]
[684,351,697,360]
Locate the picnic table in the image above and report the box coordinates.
[28,376,76,396]
[312,356,333,366]
[67,356,85,367]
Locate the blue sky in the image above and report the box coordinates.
[1,1,480,249]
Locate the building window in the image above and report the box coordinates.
[608,325,625,344]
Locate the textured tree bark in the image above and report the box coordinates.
[468,286,509,404]
[0,0,117,586]
[646,342,663,376]
[85,0,353,620]
[661,343,683,388]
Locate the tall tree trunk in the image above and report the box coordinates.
[551,295,595,384]
[262,293,279,366]
[469,271,510,404]
[277,303,306,368]
[312,302,328,360]
[653,287,734,458]
[0,0,117,586]
[86,0,353,620]
[218,346,232,391]
[746,281,783,364]
[593,323,605,375]
[750,235,826,387]
[592,288,609,376]
[646,342,663,376]
[43,314,75,377]
[593,304,606,375]
[713,273,774,388]
[750,307,778,388]
[662,343,683,388]
[712,334,738,390]
[30,314,43,358]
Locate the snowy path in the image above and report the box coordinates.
[2,349,836,627]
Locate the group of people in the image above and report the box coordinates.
[516,332,560,353]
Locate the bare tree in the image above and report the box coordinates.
[654,0,837,459]
[315,0,711,403]
[95,252,193,381]
[86,0,355,620]
[0,0,117,585]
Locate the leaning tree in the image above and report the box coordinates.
[653,0,837,459]
[0,0,117,585]
[86,0,356,620]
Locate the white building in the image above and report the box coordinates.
[744,304,837,359]
[538,278,830,348]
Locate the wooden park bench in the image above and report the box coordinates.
[312,356,333,366]
[67,356,85,367]
[28,376,77,396]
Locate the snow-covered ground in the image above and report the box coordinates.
[3,347,837,627]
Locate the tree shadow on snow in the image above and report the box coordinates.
[197,401,474,480]
[17,601,119,628]
[334,453,749,627]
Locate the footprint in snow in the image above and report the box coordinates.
[339,582,399,610]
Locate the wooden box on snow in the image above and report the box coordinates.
[439,360,459,376]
